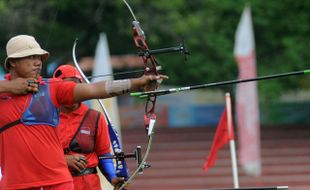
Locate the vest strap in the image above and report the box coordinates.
[0,119,21,134]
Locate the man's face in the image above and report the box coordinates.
[10,55,42,78]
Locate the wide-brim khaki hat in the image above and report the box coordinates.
[4,35,49,71]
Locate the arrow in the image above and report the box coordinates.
[131,69,310,98]
[85,69,146,79]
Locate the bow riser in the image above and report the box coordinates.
[118,1,190,189]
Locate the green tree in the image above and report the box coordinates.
[0,0,309,101]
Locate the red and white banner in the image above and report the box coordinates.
[234,6,261,176]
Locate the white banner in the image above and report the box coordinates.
[92,33,121,135]
[234,6,261,176]
[92,33,121,190]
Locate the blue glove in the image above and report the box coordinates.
[98,153,117,182]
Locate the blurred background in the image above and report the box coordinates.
[1,0,310,189]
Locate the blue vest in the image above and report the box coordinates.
[22,81,59,127]
[0,81,59,133]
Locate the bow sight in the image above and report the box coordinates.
[137,40,190,61]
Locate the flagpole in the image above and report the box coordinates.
[225,93,239,188]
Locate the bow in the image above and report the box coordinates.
[122,1,159,135]
[71,1,189,188]
[122,0,189,134]
[113,1,190,189]
[72,39,141,187]
[72,38,152,190]
[112,1,159,189]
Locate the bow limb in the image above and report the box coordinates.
[72,39,130,182]
[72,39,110,120]
[72,39,91,84]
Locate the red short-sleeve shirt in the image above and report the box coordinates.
[0,78,77,189]
[59,103,111,168]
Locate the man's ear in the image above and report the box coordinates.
[8,59,17,69]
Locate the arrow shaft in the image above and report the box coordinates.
[135,70,309,97]
[86,69,145,80]
[190,70,305,90]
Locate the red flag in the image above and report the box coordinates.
[203,108,234,172]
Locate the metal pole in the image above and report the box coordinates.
[225,93,239,188]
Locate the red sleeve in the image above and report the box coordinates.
[49,78,77,107]
[95,114,112,155]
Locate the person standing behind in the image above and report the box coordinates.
[0,34,166,190]
[53,65,124,190]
